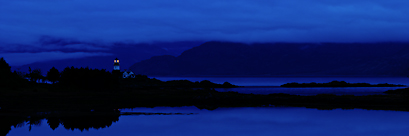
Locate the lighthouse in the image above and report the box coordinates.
[113,58,120,71]
[112,58,136,78]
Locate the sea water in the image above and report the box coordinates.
[153,77,409,95]
[7,107,409,136]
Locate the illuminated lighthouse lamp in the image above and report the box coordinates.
[113,58,120,71]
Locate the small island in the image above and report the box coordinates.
[280,80,405,87]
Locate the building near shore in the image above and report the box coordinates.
[113,58,135,78]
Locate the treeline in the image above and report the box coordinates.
[1,57,119,91]
[0,57,236,92]
[59,67,119,90]
[58,68,236,90]
[0,58,30,89]
[120,75,236,89]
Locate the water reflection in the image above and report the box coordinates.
[48,114,120,131]
[1,110,195,136]
[0,112,119,135]
[6,107,409,136]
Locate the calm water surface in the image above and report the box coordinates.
[154,77,409,95]
[8,107,409,136]
[152,77,409,86]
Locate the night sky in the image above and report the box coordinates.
[1,0,409,68]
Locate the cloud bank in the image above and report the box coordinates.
[1,0,409,66]
[0,0,408,45]
[0,51,113,66]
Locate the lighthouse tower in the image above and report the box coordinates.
[112,58,122,78]
[113,58,120,71]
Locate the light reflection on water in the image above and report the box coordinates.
[7,107,409,136]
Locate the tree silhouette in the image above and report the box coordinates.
[0,57,29,88]
[0,57,19,87]
[0,58,12,84]
[28,69,43,83]
[0,57,11,74]
[46,117,60,130]
[46,67,60,84]
[59,66,117,90]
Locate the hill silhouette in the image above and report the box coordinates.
[129,41,409,76]
[11,41,203,73]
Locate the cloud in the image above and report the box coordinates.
[0,51,113,66]
[0,0,408,47]
[0,36,110,53]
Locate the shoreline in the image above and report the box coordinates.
[149,75,409,78]
[1,87,409,113]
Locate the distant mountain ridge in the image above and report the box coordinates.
[129,41,409,77]
[11,41,203,73]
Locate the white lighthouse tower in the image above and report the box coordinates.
[113,58,120,71]
[112,58,135,78]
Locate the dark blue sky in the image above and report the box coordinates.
[1,0,409,67]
